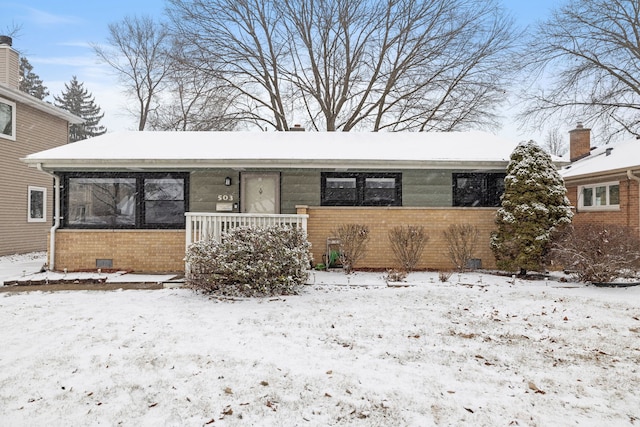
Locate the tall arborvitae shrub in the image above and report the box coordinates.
[490,140,573,274]
[185,225,311,297]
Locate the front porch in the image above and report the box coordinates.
[185,212,309,250]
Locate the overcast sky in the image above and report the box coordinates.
[1,0,562,141]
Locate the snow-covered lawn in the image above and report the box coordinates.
[0,251,46,285]
[1,269,639,426]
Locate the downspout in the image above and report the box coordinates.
[627,169,640,238]
[37,164,60,271]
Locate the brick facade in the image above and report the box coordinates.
[52,208,499,273]
[565,177,640,237]
[51,230,185,272]
[298,206,498,270]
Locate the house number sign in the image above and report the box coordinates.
[218,194,234,201]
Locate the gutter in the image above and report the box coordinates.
[36,164,60,271]
[628,169,640,236]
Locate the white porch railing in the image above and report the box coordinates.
[185,212,309,250]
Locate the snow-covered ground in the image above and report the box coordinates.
[0,251,47,285]
[1,254,639,426]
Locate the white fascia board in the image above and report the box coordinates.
[24,158,512,172]
[0,84,84,124]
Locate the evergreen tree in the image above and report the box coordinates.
[54,76,107,142]
[19,57,49,100]
[490,141,573,274]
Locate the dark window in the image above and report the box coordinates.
[144,178,186,225]
[0,98,15,140]
[63,172,188,229]
[453,173,505,207]
[321,173,401,206]
[28,186,46,222]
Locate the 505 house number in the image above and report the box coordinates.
[218,194,234,201]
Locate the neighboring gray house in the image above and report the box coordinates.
[0,36,82,256]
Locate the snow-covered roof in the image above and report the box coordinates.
[0,83,83,124]
[23,130,558,171]
[561,137,640,180]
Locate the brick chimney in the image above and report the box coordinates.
[0,36,20,89]
[569,122,591,162]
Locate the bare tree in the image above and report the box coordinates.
[167,0,518,131]
[93,15,172,130]
[147,40,241,131]
[541,128,567,157]
[520,0,640,142]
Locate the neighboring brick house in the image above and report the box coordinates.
[23,130,567,273]
[0,36,83,256]
[560,123,640,237]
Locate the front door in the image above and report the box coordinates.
[241,173,280,213]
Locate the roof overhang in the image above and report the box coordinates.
[23,158,512,173]
[23,130,565,173]
[0,84,83,124]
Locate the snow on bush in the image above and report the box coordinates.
[551,223,640,283]
[491,140,573,274]
[185,225,312,297]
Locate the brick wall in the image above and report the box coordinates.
[299,206,498,270]
[566,178,640,237]
[51,230,185,272]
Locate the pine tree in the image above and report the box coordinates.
[54,76,107,142]
[19,57,49,100]
[490,141,573,274]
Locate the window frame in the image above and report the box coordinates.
[0,97,16,141]
[61,172,189,229]
[452,172,506,207]
[578,181,620,211]
[27,186,47,223]
[321,172,402,206]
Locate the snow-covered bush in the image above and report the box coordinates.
[388,225,428,272]
[334,224,369,274]
[551,223,640,283]
[185,225,312,297]
[443,224,479,271]
[491,140,573,274]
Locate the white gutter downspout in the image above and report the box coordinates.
[37,164,60,271]
[628,169,640,236]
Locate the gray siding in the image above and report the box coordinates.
[190,169,319,214]
[190,169,512,212]
[402,170,453,207]
[0,101,70,256]
[190,170,240,212]
[281,170,320,213]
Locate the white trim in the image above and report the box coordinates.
[0,85,83,124]
[577,181,620,211]
[0,97,16,141]
[27,186,47,222]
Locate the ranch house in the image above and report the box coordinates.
[23,130,563,273]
